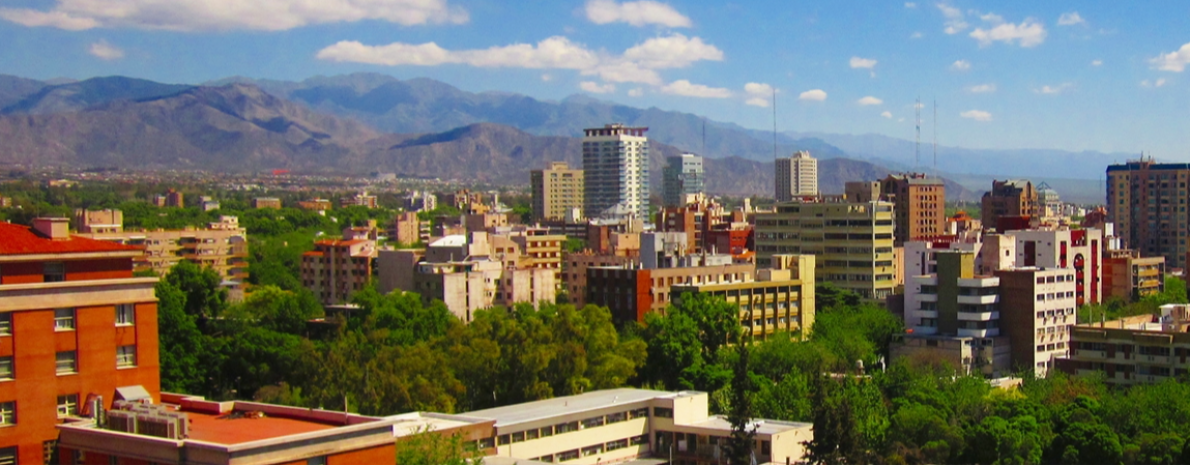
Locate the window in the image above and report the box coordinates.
[653,407,674,418]
[44,262,65,282]
[581,445,603,457]
[0,315,9,336]
[0,357,11,381]
[630,435,648,445]
[512,431,525,443]
[54,308,75,331]
[117,346,137,368]
[0,402,13,426]
[581,416,605,428]
[555,421,579,434]
[307,457,326,465]
[116,304,135,326]
[56,351,77,375]
[0,447,14,465]
[57,394,78,418]
[498,434,511,445]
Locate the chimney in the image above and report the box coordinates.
[33,217,71,240]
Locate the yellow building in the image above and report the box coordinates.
[531,161,585,222]
[672,254,816,340]
[77,215,248,283]
[755,201,897,300]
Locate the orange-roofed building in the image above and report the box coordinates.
[0,218,160,465]
[56,393,495,465]
[301,237,378,305]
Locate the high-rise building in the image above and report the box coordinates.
[583,124,649,219]
[775,151,818,201]
[754,200,897,300]
[1106,160,1190,267]
[531,161,585,221]
[662,153,704,207]
[981,180,1039,231]
[0,218,160,464]
[879,174,946,245]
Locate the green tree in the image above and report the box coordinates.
[155,280,204,393]
[726,343,758,465]
[396,427,483,465]
[642,293,740,391]
[165,260,227,320]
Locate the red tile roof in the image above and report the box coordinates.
[0,223,143,255]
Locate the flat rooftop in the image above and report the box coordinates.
[182,406,337,445]
[463,388,675,427]
[687,416,812,435]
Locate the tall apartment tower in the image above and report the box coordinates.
[881,174,946,245]
[583,124,649,219]
[662,153,705,207]
[531,162,585,221]
[775,151,818,201]
[1107,160,1190,268]
[981,180,1039,231]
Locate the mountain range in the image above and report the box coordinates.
[0,72,1122,202]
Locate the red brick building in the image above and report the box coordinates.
[0,218,160,464]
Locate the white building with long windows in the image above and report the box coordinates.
[583,124,650,219]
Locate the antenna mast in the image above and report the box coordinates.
[914,97,921,169]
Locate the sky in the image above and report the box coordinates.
[1,0,1189,159]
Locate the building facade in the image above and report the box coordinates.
[755,201,897,300]
[583,124,649,219]
[1061,307,1190,386]
[531,162,585,222]
[672,255,816,340]
[252,197,282,209]
[586,263,755,324]
[662,154,705,207]
[981,180,1039,231]
[301,238,377,305]
[997,267,1077,376]
[77,215,249,283]
[1103,250,1165,302]
[0,219,160,465]
[775,151,818,201]
[879,174,946,245]
[1106,160,1190,268]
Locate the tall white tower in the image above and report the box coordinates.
[583,124,650,219]
[775,151,818,201]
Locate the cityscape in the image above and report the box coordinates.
[1,1,1190,465]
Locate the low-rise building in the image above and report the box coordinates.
[586,262,755,324]
[1060,306,1190,386]
[672,254,816,340]
[252,197,282,209]
[1103,249,1165,301]
[77,215,249,282]
[298,199,332,212]
[341,191,378,209]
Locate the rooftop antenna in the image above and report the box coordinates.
[914,97,921,169]
[932,99,938,178]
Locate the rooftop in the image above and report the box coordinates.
[686,415,812,436]
[183,406,337,445]
[463,388,676,427]
[0,222,142,256]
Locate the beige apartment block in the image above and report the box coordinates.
[252,197,282,209]
[77,216,248,282]
[468,389,812,465]
[301,238,377,305]
[563,252,635,308]
[775,151,818,201]
[411,258,555,322]
[672,254,816,340]
[1062,306,1190,386]
[74,209,123,234]
[532,161,585,222]
[755,200,897,301]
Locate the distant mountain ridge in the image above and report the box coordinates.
[0,78,980,198]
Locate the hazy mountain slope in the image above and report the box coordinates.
[0,75,45,110]
[2,76,195,115]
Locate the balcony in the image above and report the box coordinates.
[957,294,999,305]
[914,310,939,319]
[957,311,999,321]
[912,326,939,335]
[958,328,1000,337]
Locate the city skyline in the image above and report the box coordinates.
[1,1,1188,159]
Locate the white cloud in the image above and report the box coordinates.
[1151,42,1190,72]
[966,83,996,93]
[960,109,992,121]
[970,19,1047,48]
[951,59,971,71]
[744,82,774,107]
[1140,79,1168,88]
[936,3,968,34]
[0,0,467,31]
[540,73,554,82]
[621,33,723,69]
[659,79,731,98]
[88,40,124,60]
[1091,59,1103,67]
[881,111,893,118]
[857,96,883,106]
[584,0,690,28]
[978,12,1004,23]
[850,56,877,69]
[904,2,917,8]
[317,33,722,87]
[798,89,827,101]
[627,87,644,97]
[1035,83,1073,94]
[1057,12,1084,26]
[580,81,616,94]
[910,31,923,39]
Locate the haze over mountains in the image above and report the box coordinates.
[0,72,1121,202]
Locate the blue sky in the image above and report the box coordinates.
[1,0,1189,159]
